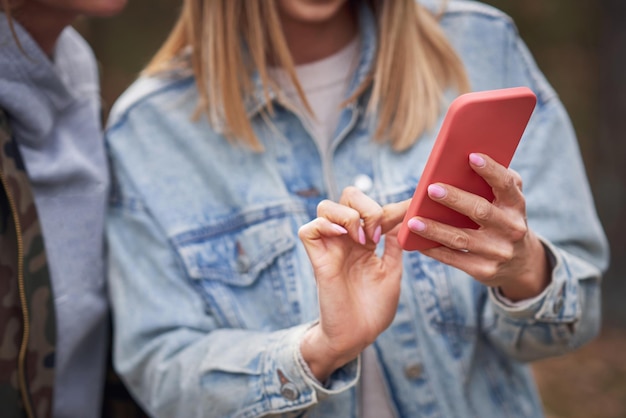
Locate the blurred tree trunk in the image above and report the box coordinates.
[598,0,626,326]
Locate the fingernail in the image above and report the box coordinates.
[331,223,348,234]
[373,225,382,244]
[469,153,486,167]
[428,184,446,199]
[358,226,366,245]
[407,218,426,232]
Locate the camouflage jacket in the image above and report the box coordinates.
[0,108,56,418]
[0,108,148,418]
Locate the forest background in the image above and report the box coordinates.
[77,1,626,417]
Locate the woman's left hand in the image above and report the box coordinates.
[405,153,550,301]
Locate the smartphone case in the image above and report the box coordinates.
[397,87,537,251]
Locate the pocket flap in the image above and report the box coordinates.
[178,218,296,286]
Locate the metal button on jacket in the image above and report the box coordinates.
[404,363,423,380]
[280,383,300,400]
[354,174,373,193]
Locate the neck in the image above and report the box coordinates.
[279,3,358,65]
[13,3,77,56]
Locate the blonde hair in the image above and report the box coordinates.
[145,0,470,152]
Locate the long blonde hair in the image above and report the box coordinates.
[145,0,470,152]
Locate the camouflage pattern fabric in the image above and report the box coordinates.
[0,108,56,418]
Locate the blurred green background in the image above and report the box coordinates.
[77,1,626,417]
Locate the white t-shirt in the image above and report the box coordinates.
[270,36,357,150]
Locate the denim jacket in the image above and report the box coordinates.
[106,1,609,417]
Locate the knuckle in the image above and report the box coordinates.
[473,201,492,222]
[451,233,470,251]
[346,207,362,223]
[503,172,517,190]
[316,199,332,215]
[479,264,499,282]
[369,205,384,220]
[510,169,524,189]
[297,224,308,240]
[493,245,515,263]
[341,186,360,200]
[509,219,528,241]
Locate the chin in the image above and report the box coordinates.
[277,0,350,24]
[78,0,128,17]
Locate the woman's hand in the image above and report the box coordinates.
[406,153,550,301]
[298,187,404,381]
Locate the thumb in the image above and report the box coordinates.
[381,225,403,269]
[381,199,411,234]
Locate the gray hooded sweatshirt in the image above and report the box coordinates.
[0,15,109,418]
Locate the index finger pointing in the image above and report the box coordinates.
[338,186,384,244]
[381,199,411,235]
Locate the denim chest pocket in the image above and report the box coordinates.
[176,218,302,329]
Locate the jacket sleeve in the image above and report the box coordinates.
[106,136,357,418]
[481,19,610,362]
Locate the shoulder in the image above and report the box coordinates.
[418,0,521,64]
[419,0,514,24]
[442,0,512,20]
[435,0,517,41]
[419,0,514,25]
[426,1,556,103]
[107,74,196,132]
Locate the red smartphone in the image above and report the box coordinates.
[397,87,537,251]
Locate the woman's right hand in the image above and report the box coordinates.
[297,187,408,381]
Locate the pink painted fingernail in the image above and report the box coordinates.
[331,224,348,234]
[373,225,382,244]
[469,153,486,167]
[358,226,366,245]
[407,218,426,232]
[428,184,446,199]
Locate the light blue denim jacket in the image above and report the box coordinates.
[106,1,609,417]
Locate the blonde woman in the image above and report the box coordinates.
[106,0,609,417]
